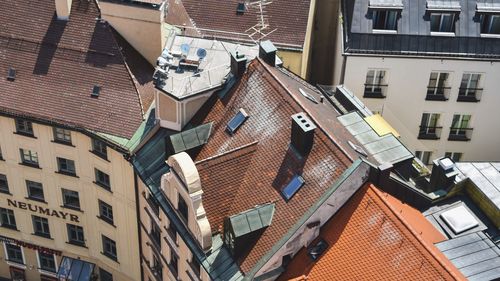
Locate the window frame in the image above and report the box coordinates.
[67,224,85,247]
[415,150,433,165]
[92,138,108,160]
[94,168,111,190]
[98,200,114,225]
[20,148,39,167]
[0,174,9,194]
[15,119,34,137]
[480,13,500,35]
[38,251,57,273]
[102,235,118,261]
[445,152,463,162]
[53,127,72,145]
[372,9,399,31]
[57,157,76,176]
[62,188,81,210]
[430,12,456,33]
[26,180,45,202]
[99,268,113,281]
[5,243,24,265]
[32,215,51,238]
[178,196,189,224]
[0,207,17,230]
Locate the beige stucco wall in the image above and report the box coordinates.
[342,56,500,161]
[0,116,140,280]
[100,1,165,66]
[277,50,303,78]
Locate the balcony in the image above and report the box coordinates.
[448,128,473,141]
[425,87,450,101]
[345,33,500,59]
[457,88,482,102]
[418,126,442,140]
[363,84,387,98]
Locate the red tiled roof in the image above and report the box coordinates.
[192,59,352,273]
[0,0,148,139]
[278,183,466,281]
[175,0,312,48]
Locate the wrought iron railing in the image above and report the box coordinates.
[418,126,442,140]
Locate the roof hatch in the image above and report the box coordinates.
[91,85,101,98]
[281,174,305,201]
[7,67,16,81]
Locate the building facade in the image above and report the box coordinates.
[334,0,500,162]
[0,117,140,281]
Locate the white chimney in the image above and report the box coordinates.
[55,0,73,20]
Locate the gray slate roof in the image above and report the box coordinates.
[436,232,500,281]
[455,162,500,211]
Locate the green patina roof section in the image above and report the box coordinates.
[169,122,213,153]
[206,234,244,280]
[126,105,159,151]
[230,203,276,238]
[246,159,364,280]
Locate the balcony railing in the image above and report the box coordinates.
[457,88,482,102]
[418,126,442,140]
[426,87,450,101]
[448,127,473,141]
[364,84,388,98]
[345,33,500,59]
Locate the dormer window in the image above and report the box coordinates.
[369,0,403,32]
[373,10,399,31]
[427,0,460,34]
[480,14,500,34]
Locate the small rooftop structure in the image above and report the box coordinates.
[154,35,258,100]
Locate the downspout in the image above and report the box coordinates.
[134,172,145,281]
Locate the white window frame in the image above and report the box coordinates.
[36,251,58,276]
[459,73,481,97]
[430,13,456,34]
[445,152,462,162]
[3,242,26,269]
[421,113,441,134]
[365,69,387,93]
[450,114,472,135]
[372,10,399,32]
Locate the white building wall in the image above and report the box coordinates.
[342,55,500,161]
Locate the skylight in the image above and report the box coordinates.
[281,174,305,201]
[7,67,16,81]
[440,205,479,234]
[236,2,245,14]
[226,108,249,135]
[91,85,101,98]
[308,239,328,261]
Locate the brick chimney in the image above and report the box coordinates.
[291,112,316,156]
[55,0,73,20]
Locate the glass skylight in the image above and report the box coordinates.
[440,205,479,234]
[281,174,305,201]
[226,108,249,135]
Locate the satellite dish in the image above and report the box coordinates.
[180,44,190,56]
[196,48,207,60]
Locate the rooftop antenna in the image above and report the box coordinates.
[245,0,277,42]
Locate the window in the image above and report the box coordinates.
[40,275,57,281]
[95,169,110,190]
[38,252,56,272]
[53,128,72,144]
[458,73,482,102]
[373,10,398,30]
[57,157,76,176]
[26,180,44,202]
[32,216,51,238]
[449,114,472,141]
[426,72,450,100]
[415,151,433,165]
[20,148,39,167]
[0,174,9,194]
[481,14,500,34]
[99,268,113,281]
[102,235,117,261]
[178,196,188,223]
[167,224,178,244]
[6,244,23,264]
[226,109,249,135]
[152,255,162,279]
[92,138,108,159]
[62,189,80,210]
[364,70,387,98]
[15,119,34,136]
[445,152,462,162]
[169,253,178,277]
[0,145,3,160]
[418,113,441,139]
[281,175,305,201]
[0,208,16,229]
[67,224,85,246]
[98,200,113,225]
[150,222,161,248]
[430,13,456,33]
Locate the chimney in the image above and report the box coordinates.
[427,158,459,193]
[55,0,73,20]
[259,40,277,66]
[230,51,247,78]
[291,112,316,156]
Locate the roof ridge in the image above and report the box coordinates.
[195,140,259,165]
[256,58,355,162]
[370,185,466,280]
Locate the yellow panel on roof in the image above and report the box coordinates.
[364,114,400,138]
